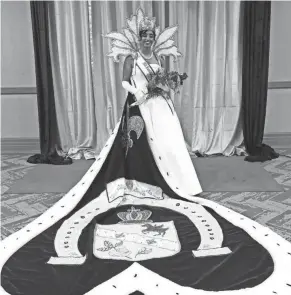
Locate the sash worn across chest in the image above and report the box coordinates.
[136,54,157,81]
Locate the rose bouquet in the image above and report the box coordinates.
[146,68,188,100]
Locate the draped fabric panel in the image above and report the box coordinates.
[48,1,244,158]
[242,1,279,162]
[28,1,71,165]
[48,1,97,159]
[169,1,244,156]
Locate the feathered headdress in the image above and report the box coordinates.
[103,7,182,62]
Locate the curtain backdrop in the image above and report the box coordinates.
[48,1,97,159]
[169,1,244,156]
[242,1,279,162]
[28,1,72,165]
[48,1,244,158]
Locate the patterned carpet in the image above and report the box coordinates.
[1,150,291,242]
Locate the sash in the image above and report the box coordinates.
[136,53,156,81]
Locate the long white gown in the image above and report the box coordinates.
[131,58,202,198]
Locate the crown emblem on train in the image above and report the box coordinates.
[117,207,153,224]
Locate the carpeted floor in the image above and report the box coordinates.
[1,149,291,241]
[6,157,283,194]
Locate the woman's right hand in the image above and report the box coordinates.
[135,89,147,100]
[130,89,147,107]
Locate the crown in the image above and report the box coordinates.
[138,16,156,33]
[117,207,152,224]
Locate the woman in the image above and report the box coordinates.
[1,7,291,295]
[120,26,202,199]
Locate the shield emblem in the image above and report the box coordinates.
[93,221,181,261]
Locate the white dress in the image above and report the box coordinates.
[131,60,202,198]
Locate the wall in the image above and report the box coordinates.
[1,1,38,139]
[265,1,291,134]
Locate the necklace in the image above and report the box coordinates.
[139,51,153,60]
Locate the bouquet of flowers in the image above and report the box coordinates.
[146,68,188,100]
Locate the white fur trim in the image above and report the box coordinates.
[47,255,87,265]
[192,247,232,258]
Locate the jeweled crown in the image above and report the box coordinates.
[138,16,156,33]
[117,207,152,224]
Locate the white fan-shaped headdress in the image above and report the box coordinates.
[103,7,182,62]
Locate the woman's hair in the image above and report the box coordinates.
[139,29,156,40]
